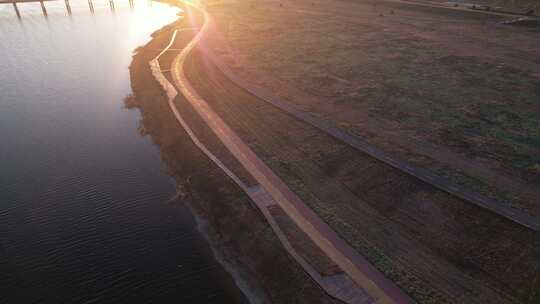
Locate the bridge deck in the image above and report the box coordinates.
[0,0,56,4]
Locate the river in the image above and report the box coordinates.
[0,1,246,302]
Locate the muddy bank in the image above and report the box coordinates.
[128,10,337,304]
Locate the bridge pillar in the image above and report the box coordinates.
[39,0,48,17]
[65,0,72,15]
[12,2,21,19]
[88,0,94,14]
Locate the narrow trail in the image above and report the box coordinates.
[150,26,395,304]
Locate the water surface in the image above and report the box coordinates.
[0,1,245,303]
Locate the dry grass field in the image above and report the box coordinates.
[185,47,540,303]
[204,0,540,214]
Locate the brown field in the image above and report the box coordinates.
[185,43,540,303]
[204,0,540,215]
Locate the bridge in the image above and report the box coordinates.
[0,0,136,18]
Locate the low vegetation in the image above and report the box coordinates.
[206,0,540,213]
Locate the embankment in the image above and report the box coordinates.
[128,10,337,304]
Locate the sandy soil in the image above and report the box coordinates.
[203,0,540,215]
[128,13,339,303]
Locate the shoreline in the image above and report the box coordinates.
[185,200,266,304]
[130,16,262,303]
[128,6,339,303]
[146,16,265,302]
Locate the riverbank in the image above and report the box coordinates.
[181,1,540,303]
[128,8,339,303]
[129,1,540,303]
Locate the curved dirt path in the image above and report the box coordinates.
[167,1,413,303]
[151,29,374,304]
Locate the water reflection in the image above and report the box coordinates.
[0,0,158,20]
[0,1,244,303]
